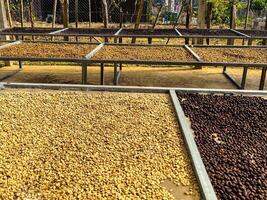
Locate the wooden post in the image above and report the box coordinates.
[20,0,24,27]
[119,8,123,28]
[197,0,207,44]
[206,2,213,45]
[101,0,108,42]
[229,0,236,29]
[52,0,57,28]
[101,0,108,28]
[244,0,251,29]
[242,0,251,45]
[0,2,7,30]
[63,0,69,28]
[185,0,192,45]
[75,0,78,41]
[29,0,34,40]
[132,0,144,43]
[75,0,78,28]
[5,0,12,27]
[263,13,267,45]
[29,0,34,28]
[88,0,91,28]
[63,0,69,40]
[119,7,123,43]
[0,0,11,66]
[228,0,236,45]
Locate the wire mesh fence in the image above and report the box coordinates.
[7,0,184,28]
[5,0,267,30]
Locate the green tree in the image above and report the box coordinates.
[251,0,267,15]
[207,0,246,24]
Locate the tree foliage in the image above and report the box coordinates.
[207,0,247,24]
[251,0,267,14]
[207,0,266,25]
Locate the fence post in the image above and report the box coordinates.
[5,0,12,27]
[206,2,213,45]
[29,0,34,28]
[75,0,78,28]
[185,0,192,45]
[132,0,144,44]
[227,0,236,45]
[244,0,251,29]
[0,0,11,66]
[20,0,24,27]
[63,0,69,41]
[263,13,267,45]
[52,0,57,28]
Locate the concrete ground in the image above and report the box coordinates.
[0,64,265,90]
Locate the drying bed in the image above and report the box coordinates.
[192,47,267,63]
[0,27,60,34]
[118,29,179,37]
[57,28,119,36]
[0,42,97,59]
[177,29,241,37]
[237,29,267,38]
[177,93,267,200]
[92,45,196,61]
[0,89,200,199]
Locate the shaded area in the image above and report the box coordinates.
[1,66,266,90]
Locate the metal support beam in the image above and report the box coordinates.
[223,67,248,90]
[100,63,104,85]
[223,70,241,89]
[113,63,118,85]
[82,63,87,84]
[19,61,23,69]
[240,67,248,89]
[2,83,267,95]
[49,28,69,35]
[85,43,104,59]
[0,40,22,50]
[184,45,202,62]
[116,71,121,85]
[259,67,266,90]
[248,39,253,45]
[114,28,122,43]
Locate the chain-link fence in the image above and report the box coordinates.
[7,0,184,28]
[6,0,267,29]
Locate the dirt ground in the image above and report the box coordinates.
[0,64,265,90]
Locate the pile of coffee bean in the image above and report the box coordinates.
[0,90,200,199]
[177,93,267,200]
